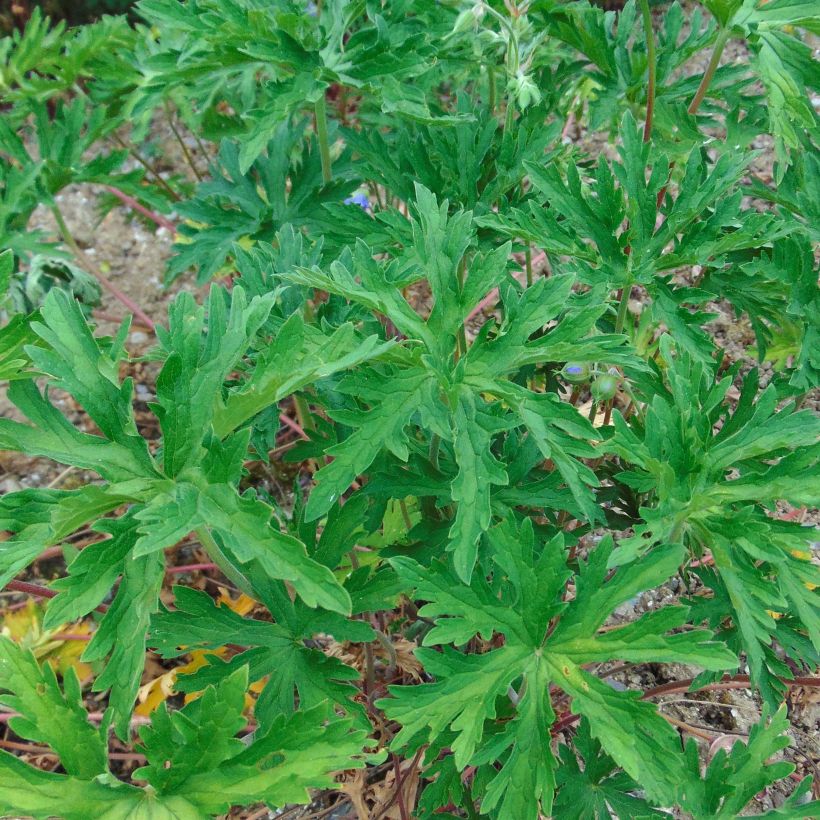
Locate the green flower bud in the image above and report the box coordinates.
[591,373,620,401]
[509,70,541,110]
[561,362,590,383]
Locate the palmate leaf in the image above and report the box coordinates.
[291,191,646,587]
[148,584,369,731]
[0,660,374,820]
[513,114,788,361]
[291,187,639,579]
[379,517,736,819]
[166,127,357,284]
[346,97,558,212]
[554,719,670,820]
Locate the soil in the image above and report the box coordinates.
[0,5,817,818]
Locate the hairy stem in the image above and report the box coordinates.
[105,186,176,233]
[111,132,181,202]
[399,498,413,530]
[525,244,533,286]
[614,283,632,334]
[314,93,333,184]
[429,433,441,472]
[292,393,315,432]
[639,0,656,142]
[487,63,496,114]
[457,255,469,358]
[688,28,730,116]
[164,101,203,182]
[194,526,256,599]
[4,579,108,613]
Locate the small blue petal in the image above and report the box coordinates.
[344,192,371,209]
[565,365,583,375]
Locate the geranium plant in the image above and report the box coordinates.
[0,1,817,818]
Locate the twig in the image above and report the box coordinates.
[393,753,411,820]
[661,714,715,741]
[51,205,156,331]
[373,747,426,820]
[92,310,153,330]
[644,674,820,700]
[0,709,151,727]
[551,674,820,737]
[46,465,75,489]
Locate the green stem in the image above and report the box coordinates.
[457,256,469,357]
[314,94,333,184]
[399,498,413,530]
[293,393,315,432]
[487,64,496,114]
[429,433,441,472]
[687,28,730,116]
[195,527,256,599]
[502,96,516,141]
[462,777,481,820]
[615,283,632,334]
[639,0,656,142]
[164,101,203,182]
[525,244,533,287]
[621,382,646,423]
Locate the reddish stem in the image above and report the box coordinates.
[465,253,545,323]
[105,187,177,234]
[551,674,820,737]
[3,580,108,613]
[279,412,309,440]
[166,562,218,574]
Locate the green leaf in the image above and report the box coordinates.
[153,285,274,477]
[305,363,432,522]
[0,636,107,779]
[212,312,392,438]
[149,586,367,731]
[0,248,12,298]
[0,752,156,820]
[681,706,810,818]
[81,525,165,739]
[134,665,247,793]
[554,719,671,820]
[447,390,509,581]
[380,518,736,818]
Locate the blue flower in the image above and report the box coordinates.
[565,365,584,375]
[344,192,371,210]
